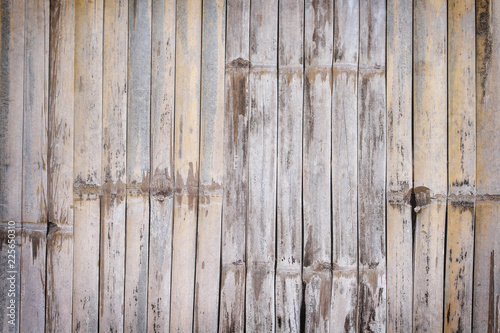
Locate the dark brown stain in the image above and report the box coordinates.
[477,0,492,105]
[28,230,44,262]
[358,281,376,333]
[229,69,248,152]
[151,167,174,200]
[488,250,495,333]
[101,178,126,219]
[228,57,250,68]
[178,115,183,159]
[414,186,431,208]
[309,0,333,60]
[175,162,199,210]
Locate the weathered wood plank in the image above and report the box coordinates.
[219,0,250,331]
[148,0,174,331]
[100,0,128,331]
[20,0,49,331]
[246,0,278,331]
[474,0,500,331]
[330,1,359,331]
[303,1,333,331]
[170,0,202,331]
[357,1,386,331]
[193,0,225,331]
[125,0,151,331]
[386,0,412,331]
[276,0,303,331]
[412,0,447,331]
[72,0,103,331]
[0,1,24,331]
[444,0,476,331]
[46,0,75,331]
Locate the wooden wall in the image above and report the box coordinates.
[0,0,498,332]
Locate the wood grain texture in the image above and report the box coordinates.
[170,0,202,331]
[219,0,250,331]
[330,1,358,331]
[72,0,103,331]
[100,0,127,331]
[444,0,476,332]
[357,1,386,331]
[412,0,447,331]
[386,0,412,331]
[148,0,174,331]
[0,1,24,330]
[276,0,303,331]
[125,0,151,331]
[303,1,333,331]
[46,0,74,331]
[475,0,500,331]
[193,0,225,331]
[19,0,49,332]
[246,0,278,331]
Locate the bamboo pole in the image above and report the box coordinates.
[330,1,359,331]
[46,1,75,332]
[20,0,49,331]
[444,0,476,331]
[0,0,24,332]
[276,0,303,331]
[100,0,128,331]
[386,0,412,331]
[193,0,225,331]
[303,1,333,331]
[219,0,250,331]
[246,0,278,331]
[125,0,151,331]
[412,0,447,331]
[170,0,202,330]
[72,1,103,331]
[357,1,386,331]
[474,0,500,331]
[148,0,175,331]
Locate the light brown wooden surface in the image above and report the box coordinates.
[46,1,75,332]
[475,0,500,331]
[445,0,476,332]
[125,0,151,331]
[330,0,359,331]
[100,0,128,332]
[3,1,500,331]
[413,0,447,331]
[386,0,412,332]
[194,0,225,331]
[276,0,303,331]
[148,0,175,331]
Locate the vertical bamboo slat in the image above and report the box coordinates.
[0,0,24,332]
[412,0,447,331]
[474,0,500,331]
[20,0,49,331]
[330,0,359,331]
[276,0,303,331]
[125,0,151,331]
[444,0,476,331]
[386,0,412,331]
[148,0,175,331]
[357,1,386,331]
[100,0,128,331]
[46,0,74,331]
[246,0,278,331]
[170,0,202,330]
[303,1,333,331]
[193,0,225,331]
[219,0,250,331]
[72,0,103,331]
